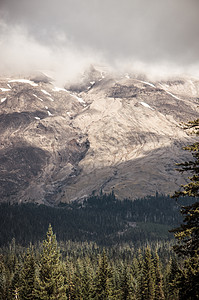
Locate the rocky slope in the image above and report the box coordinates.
[0,69,198,204]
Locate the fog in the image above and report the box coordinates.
[1,0,199,83]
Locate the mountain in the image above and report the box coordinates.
[0,68,198,204]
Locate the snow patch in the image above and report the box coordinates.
[8,79,38,86]
[33,94,43,102]
[140,101,154,110]
[7,84,12,89]
[70,93,85,104]
[140,81,156,88]
[41,89,51,96]
[188,80,197,96]
[34,117,40,120]
[1,97,6,103]
[45,106,48,109]
[47,110,53,116]
[52,87,68,92]
[48,97,54,102]
[159,84,181,100]
[0,88,10,92]
[164,91,181,100]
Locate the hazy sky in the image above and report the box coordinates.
[1,0,199,81]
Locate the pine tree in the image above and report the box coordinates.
[0,256,7,300]
[64,258,75,300]
[34,224,66,300]
[139,247,155,300]
[9,262,22,300]
[153,251,165,300]
[165,257,179,300]
[178,251,199,300]
[171,118,199,299]
[93,249,113,299]
[136,250,144,300]
[119,265,134,300]
[19,247,36,300]
[80,260,94,299]
[171,119,199,256]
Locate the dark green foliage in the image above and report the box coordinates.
[171,118,199,299]
[165,257,180,300]
[0,194,195,247]
[177,251,199,300]
[173,119,199,198]
[20,247,35,300]
[0,257,7,300]
[153,251,165,300]
[93,250,113,299]
[171,119,199,257]
[171,202,199,256]
[119,265,134,300]
[0,232,186,300]
[34,224,66,300]
[9,262,21,300]
[139,247,155,300]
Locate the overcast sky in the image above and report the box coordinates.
[1,0,199,81]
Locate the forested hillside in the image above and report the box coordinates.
[0,224,181,300]
[0,192,198,299]
[0,193,195,246]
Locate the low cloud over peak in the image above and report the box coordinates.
[1,0,199,83]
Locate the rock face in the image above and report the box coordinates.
[0,70,198,204]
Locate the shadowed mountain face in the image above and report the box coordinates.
[0,69,198,204]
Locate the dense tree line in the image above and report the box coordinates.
[0,117,198,299]
[0,224,183,300]
[0,193,195,247]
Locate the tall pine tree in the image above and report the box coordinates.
[34,224,66,300]
[171,119,199,256]
[20,247,36,300]
[171,118,199,299]
[139,247,155,300]
[153,251,165,300]
[93,249,113,300]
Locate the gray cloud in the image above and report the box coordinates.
[1,0,199,81]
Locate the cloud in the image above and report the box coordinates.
[1,0,199,81]
[0,21,105,85]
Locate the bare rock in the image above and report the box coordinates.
[0,72,198,204]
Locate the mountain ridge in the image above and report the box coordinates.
[0,69,198,204]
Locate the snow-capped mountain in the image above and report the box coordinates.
[0,67,198,204]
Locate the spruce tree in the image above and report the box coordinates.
[171,119,199,256]
[19,247,36,300]
[136,250,144,300]
[153,251,165,300]
[171,119,199,299]
[64,259,75,300]
[93,249,113,299]
[9,262,22,300]
[80,260,94,299]
[119,265,134,300]
[177,251,199,300]
[165,257,180,300]
[34,224,66,300]
[139,247,155,300]
[0,257,7,300]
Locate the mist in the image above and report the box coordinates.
[1,0,199,83]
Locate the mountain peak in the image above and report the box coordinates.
[0,73,198,204]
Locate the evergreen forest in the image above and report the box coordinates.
[0,192,198,299]
[0,118,199,299]
[0,193,195,247]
